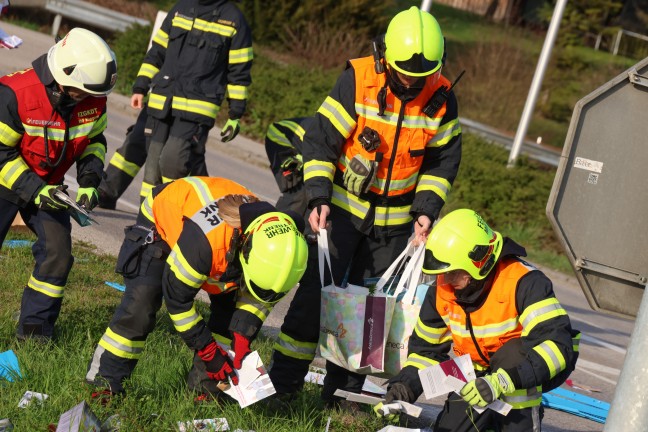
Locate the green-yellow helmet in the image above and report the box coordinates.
[384,6,444,77]
[423,209,502,280]
[239,212,308,304]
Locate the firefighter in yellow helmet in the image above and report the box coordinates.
[86,177,307,400]
[269,6,462,408]
[374,209,580,431]
[0,28,116,341]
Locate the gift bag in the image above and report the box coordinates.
[318,229,400,374]
[374,242,428,378]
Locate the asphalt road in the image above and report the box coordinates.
[0,21,633,431]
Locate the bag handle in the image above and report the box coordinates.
[317,228,334,289]
[374,238,417,293]
[399,244,426,305]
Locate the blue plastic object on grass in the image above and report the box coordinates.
[2,240,32,248]
[105,281,126,292]
[542,387,610,424]
[0,350,22,382]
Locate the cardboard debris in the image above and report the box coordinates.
[56,401,101,432]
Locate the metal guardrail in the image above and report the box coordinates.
[12,0,149,35]
[461,117,561,167]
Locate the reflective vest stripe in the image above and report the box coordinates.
[0,157,29,189]
[168,244,206,288]
[226,84,248,100]
[404,352,439,370]
[171,96,220,119]
[303,160,335,182]
[28,274,64,298]
[148,93,166,111]
[98,327,145,359]
[80,142,106,163]
[521,297,567,336]
[229,47,253,64]
[152,29,169,49]
[192,17,236,37]
[273,332,317,360]
[0,120,22,146]
[331,184,371,219]
[182,177,214,206]
[109,151,140,178]
[502,386,542,408]
[140,192,155,223]
[317,96,356,138]
[416,175,451,201]
[533,340,566,378]
[428,118,461,147]
[169,306,202,332]
[414,317,452,345]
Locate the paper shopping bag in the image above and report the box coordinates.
[318,229,396,374]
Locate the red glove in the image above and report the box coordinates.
[197,341,239,386]
[232,332,251,369]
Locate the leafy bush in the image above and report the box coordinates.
[109,24,151,95]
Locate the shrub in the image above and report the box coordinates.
[110,24,151,95]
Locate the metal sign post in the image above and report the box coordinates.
[420,0,432,13]
[507,0,568,167]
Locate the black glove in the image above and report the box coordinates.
[385,382,416,404]
[197,341,239,386]
[278,154,303,191]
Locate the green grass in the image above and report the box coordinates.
[0,232,400,432]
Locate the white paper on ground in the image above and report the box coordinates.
[18,391,48,408]
[444,374,512,416]
[304,371,387,395]
[176,418,229,431]
[223,351,275,408]
[332,389,422,418]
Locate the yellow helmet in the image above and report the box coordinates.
[239,212,308,304]
[384,7,444,77]
[423,209,502,280]
[47,28,117,96]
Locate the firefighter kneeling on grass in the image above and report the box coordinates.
[374,209,581,432]
[85,176,308,401]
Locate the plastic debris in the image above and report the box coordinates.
[56,401,101,432]
[105,282,126,292]
[18,391,48,408]
[0,418,14,431]
[177,418,229,431]
[0,350,21,382]
[542,387,610,424]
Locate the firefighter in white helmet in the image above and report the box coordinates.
[0,27,117,341]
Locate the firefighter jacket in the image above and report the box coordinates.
[133,0,253,127]
[0,55,107,206]
[265,117,310,193]
[139,176,271,351]
[302,56,462,236]
[391,239,579,409]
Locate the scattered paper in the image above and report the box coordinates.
[377,427,428,432]
[223,351,275,408]
[0,350,21,382]
[419,354,475,400]
[105,281,126,292]
[304,370,387,395]
[0,418,14,431]
[444,372,511,416]
[56,401,101,432]
[0,27,21,49]
[18,391,48,408]
[177,418,228,431]
[2,240,32,248]
[333,389,421,418]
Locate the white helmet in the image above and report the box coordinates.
[47,28,117,96]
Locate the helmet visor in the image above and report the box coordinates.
[246,278,287,304]
[82,59,117,94]
[423,248,451,273]
[394,52,440,76]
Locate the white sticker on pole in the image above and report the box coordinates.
[573,157,603,173]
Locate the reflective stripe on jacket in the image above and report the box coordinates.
[0,68,107,186]
[151,176,253,294]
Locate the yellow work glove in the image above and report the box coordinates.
[342,154,376,196]
[460,368,515,408]
[220,118,240,142]
[34,185,69,211]
[76,187,99,211]
[373,402,400,423]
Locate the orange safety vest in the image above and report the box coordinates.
[436,258,534,368]
[342,56,451,196]
[152,177,255,294]
[0,68,107,183]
